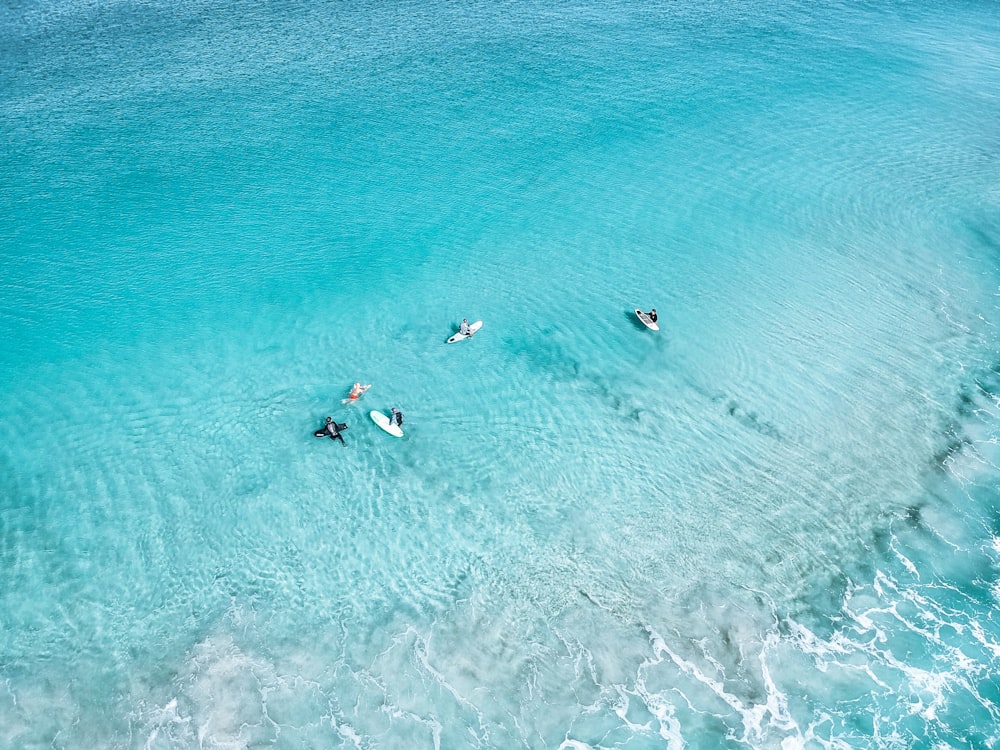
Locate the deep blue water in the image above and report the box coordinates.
[2,0,1000,747]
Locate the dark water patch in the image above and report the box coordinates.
[695,389,785,441]
[584,370,654,421]
[503,330,662,427]
[875,501,926,536]
[930,368,1000,473]
[861,505,920,566]
[973,372,1000,414]
[869,525,892,556]
[764,547,784,566]
[725,399,783,441]
[504,332,580,383]
[964,219,1000,257]
[956,384,976,418]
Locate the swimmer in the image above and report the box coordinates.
[349,382,371,400]
[342,382,371,404]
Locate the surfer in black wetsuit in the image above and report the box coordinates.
[314,416,348,444]
[389,408,403,427]
[648,308,657,323]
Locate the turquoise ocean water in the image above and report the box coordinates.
[3,0,1000,746]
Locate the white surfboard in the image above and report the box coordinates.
[635,309,659,331]
[447,320,483,343]
[370,410,403,437]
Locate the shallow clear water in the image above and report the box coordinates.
[2,0,1000,747]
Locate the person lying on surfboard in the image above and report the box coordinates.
[314,416,348,444]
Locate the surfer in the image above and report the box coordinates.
[314,416,348,444]
[459,318,472,337]
[348,382,371,400]
[389,408,404,428]
[647,308,657,323]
